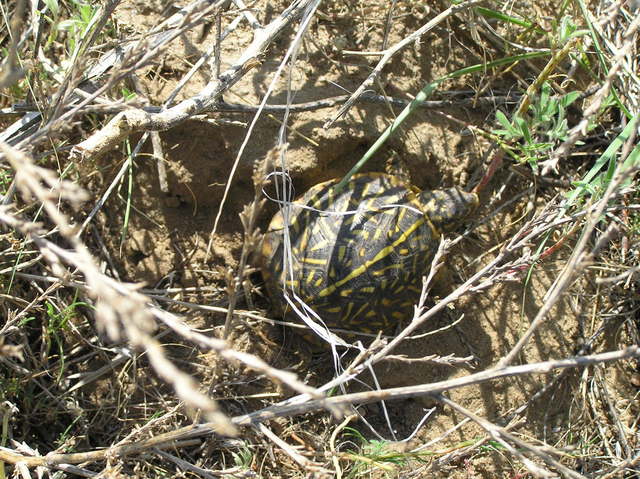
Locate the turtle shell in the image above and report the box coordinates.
[261,173,470,333]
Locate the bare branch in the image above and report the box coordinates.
[70,0,315,160]
[324,0,484,128]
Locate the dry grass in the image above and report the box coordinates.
[0,0,639,477]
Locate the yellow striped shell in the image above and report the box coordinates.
[261,173,477,333]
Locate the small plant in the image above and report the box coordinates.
[566,113,640,205]
[18,316,35,327]
[0,169,13,197]
[121,87,137,101]
[493,83,581,171]
[43,299,87,383]
[231,443,254,470]
[56,1,99,55]
[39,0,99,55]
[0,376,22,402]
[341,428,412,478]
[629,209,640,237]
[555,16,590,46]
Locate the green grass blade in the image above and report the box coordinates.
[119,142,134,252]
[565,113,640,205]
[338,51,551,187]
[475,6,541,31]
[575,0,631,120]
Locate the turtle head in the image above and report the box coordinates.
[420,187,479,232]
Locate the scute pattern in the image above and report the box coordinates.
[261,173,442,333]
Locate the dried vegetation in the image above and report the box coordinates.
[0,0,639,477]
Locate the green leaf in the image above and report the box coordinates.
[516,116,532,143]
[58,19,81,31]
[560,91,581,108]
[565,113,640,205]
[495,110,513,130]
[475,6,537,30]
[43,0,60,17]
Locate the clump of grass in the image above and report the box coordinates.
[493,82,583,172]
[340,428,414,477]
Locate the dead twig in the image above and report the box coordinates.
[497,140,639,369]
[0,0,27,90]
[238,346,640,425]
[436,395,585,479]
[0,346,637,469]
[0,141,237,436]
[324,0,484,128]
[222,149,272,338]
[543,13,640,174]
[70,0,315,161]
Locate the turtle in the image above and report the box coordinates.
[260,171,478,334]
